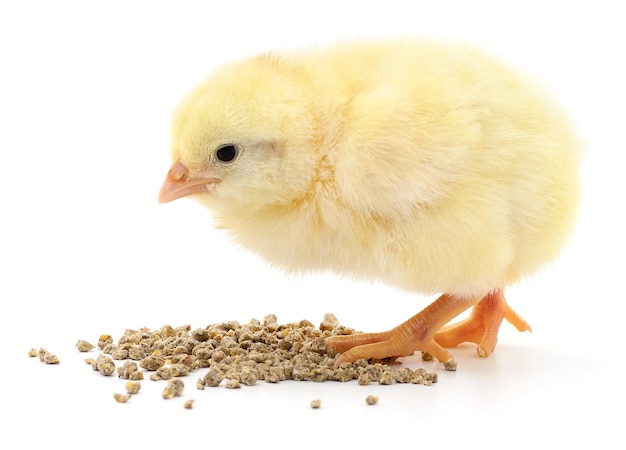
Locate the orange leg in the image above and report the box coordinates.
[325,289,532,368]
[325,294,478,368]
[434,289,532,357]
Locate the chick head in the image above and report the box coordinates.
[159,55,319,214]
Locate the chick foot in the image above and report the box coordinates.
[325,294,477,368]
[434,289,532,358]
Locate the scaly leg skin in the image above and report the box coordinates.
[434,289,532,358]
[325,294,479,369]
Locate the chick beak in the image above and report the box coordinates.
[158,160,220,204]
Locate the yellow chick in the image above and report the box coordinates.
[159,39,579,368]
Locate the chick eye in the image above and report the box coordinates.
[215,144,238,163]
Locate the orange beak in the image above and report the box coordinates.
[158,160,220,204]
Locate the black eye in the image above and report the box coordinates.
[216,144,238,163]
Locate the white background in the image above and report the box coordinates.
[1,1,623,447]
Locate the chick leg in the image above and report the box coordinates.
[434,289,532,357]
[325,294,478,368]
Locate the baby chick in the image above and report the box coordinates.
[159,39,580,368]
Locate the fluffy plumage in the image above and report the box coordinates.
[159,39,579,367]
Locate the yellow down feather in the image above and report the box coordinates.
[169,38,580,300]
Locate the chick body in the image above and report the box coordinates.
[161,39,579,363]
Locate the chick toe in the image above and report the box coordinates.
[326,294,479,367]
[324,330,394,353]
[329,334,454,369]
[434,289,532,358]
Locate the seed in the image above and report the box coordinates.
[98,334,113,350]
[167,363,189,377]
[225,379,241,389]
[310,399,321,409]
[98,357,116,376]
[183,399,195,409]
[424,372,438,384]
[358,372,371,385]
[91,354,115,376]
[112,349,130,360]
[331,367,356,382]
[129,370,144,380]
[117,361,142,379]
[76,340,95,352]
[154,364,189,381]
[211,350,226,362]
[125,381,141,394]
[44,353,60,364]
[378,370,394,385]
[319,313,339,332]
[139,355,165,371]
[203,368,224,387]
[394,367,414,383]
[191,328,209,342]
[37,348,60,364]
[81,313,442,407]
[162,379,184,399]
[113,393,131,403]
[365,395,379,405]
[264,371,281,383]
[160,325,177,339]
[237,367,259,386]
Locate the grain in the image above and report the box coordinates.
[162,379,184,399]
[90,354,115,376]
[319,313,339,332]
[111,349,129,360]
[365,395,379,405]
[310,399,321,409]
[225,379,241,389]
[358,372,371,385]
[125,381,141,394]
[113,393,131,403]
[117,361,143,380]
[140,354,166,371]
[98,334,113,350]
[203,368,224,387]
[82,314,441,396]
[76,340,95,352]
[43,353,60,364]
[378,370,394,385]
[129,370,144,380]
[183,399,195,409]
[152,363,190,381]
[237,367,259,386]
[37,348,60,364]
